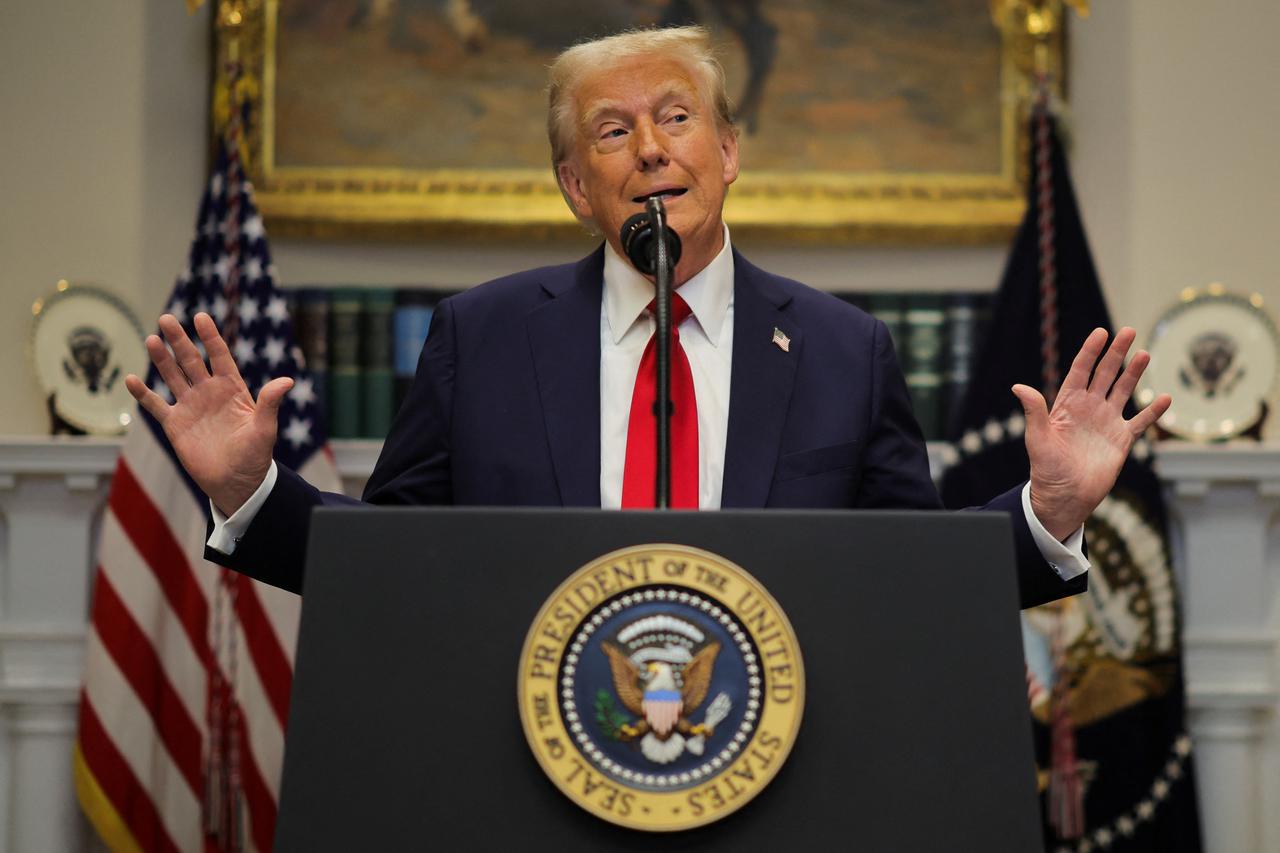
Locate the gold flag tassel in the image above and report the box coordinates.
[205,571,232,846]
[1047,611,1085,838]
[226,572,245,853]
[205,570,246,852]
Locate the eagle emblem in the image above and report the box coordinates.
[597,615,732,764]
[519,546,805,831]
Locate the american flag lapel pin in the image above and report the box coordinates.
[772,327,791,352]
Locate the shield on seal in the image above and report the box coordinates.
[641,683,682,736]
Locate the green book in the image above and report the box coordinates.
[328,288,363,439]
[904,294,946,441]
[944,293,981,437]
[867,293,907,356]
[360,288,396,439]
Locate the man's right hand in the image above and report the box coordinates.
[124,312,292,517]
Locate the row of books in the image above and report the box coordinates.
[286,288,452,440]
[838,293,994,441]
[285,288,991,441]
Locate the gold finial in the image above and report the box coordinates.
[217,0,244,28]
[57,279,70,292]
[991,0,1089,85]
[1207,281,1226,296]
[211,0,259,165]
[216,0,245,59]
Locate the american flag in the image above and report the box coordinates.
[74,130,340,851]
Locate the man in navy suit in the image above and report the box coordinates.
[125,27,1170,606]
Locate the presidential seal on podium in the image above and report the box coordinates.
[517,544,804,831]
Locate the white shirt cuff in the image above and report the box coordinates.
[206,460,279,555]
[1021,482,1090,581]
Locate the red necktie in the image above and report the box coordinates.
[621,294,698,508]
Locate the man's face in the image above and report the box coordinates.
[556,55,740,284]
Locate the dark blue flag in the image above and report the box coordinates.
[940,99,1203,852]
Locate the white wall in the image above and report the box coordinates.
[0,0,211,435]
[1072,1,1280,339]
[2,1,1278,435]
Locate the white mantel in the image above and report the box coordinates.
[0,438,1276,852]
[1154,445,1280,853]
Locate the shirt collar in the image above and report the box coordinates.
[603,224,735,347]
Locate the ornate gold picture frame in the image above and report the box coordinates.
[215,0,1066,244]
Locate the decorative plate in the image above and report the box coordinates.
[30,281,148,434]
[1138,286,1279,441]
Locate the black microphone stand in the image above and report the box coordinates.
[647,196,673,510]
[619,200,683,510]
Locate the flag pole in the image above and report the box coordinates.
[207,5,252,849]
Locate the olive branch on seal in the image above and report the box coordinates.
[594,689,630,741]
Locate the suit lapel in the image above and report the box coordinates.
[527,248,604,507]
[721,251,800,508]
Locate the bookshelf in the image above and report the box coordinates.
[288,287,993,443]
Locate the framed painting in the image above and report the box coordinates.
[215,0,1066,243]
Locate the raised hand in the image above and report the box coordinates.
[1013,327,1172,541]
[124,312,293,517]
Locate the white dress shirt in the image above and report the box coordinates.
[599,227,735,509]
[209,230,1089,581]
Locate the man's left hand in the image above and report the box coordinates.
[1013,327,1172,541]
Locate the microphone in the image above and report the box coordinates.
[620,198,682,276]
[619,196,682,508]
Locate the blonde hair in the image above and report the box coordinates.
[546,26,737,171]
